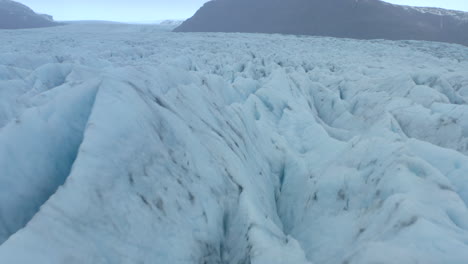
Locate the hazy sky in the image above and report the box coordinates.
[17,0,468,22]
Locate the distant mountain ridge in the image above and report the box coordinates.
[174,0,468,46]
[0,0,59,29]
[158,20,183,27]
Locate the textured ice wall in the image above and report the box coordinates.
[0,24,468,263]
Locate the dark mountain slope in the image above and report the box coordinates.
[0,0,59,29]
[174,0,468,46]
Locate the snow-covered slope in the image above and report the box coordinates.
[1,24,468,263]
[380,0,468,21]
[397,5,468,22]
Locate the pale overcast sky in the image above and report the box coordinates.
[16,0,468,22]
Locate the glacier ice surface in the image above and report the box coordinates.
[0,24,468,264]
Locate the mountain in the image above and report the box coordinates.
[174,0,468,46]
[0,0,59,29]
[1,24,468,263]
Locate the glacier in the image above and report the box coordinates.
[0,24,468,264]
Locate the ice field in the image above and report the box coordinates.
[1,24,468,263]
